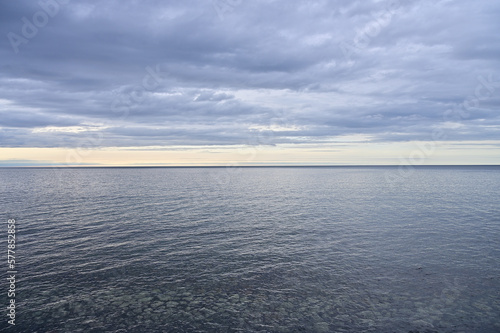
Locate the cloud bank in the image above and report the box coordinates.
[1,0,499,155]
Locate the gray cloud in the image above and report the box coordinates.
[0,0,499,149]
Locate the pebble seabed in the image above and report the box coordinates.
[12,273,500,333]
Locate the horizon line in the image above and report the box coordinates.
[1,165,499,169]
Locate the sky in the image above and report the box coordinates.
[0,0,499,166]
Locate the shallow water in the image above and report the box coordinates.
[1,166,499,332]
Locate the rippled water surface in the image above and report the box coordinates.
[1,166,499,332]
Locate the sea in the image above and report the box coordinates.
[0,166,499,332]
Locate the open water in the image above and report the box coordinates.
[0,166,499,332]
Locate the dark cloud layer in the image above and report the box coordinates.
[1,0,499,148]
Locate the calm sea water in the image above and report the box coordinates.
[0,166,499,332]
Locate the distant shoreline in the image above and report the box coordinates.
[1,165,499,169]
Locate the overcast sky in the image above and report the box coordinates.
[1,0,499,166]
